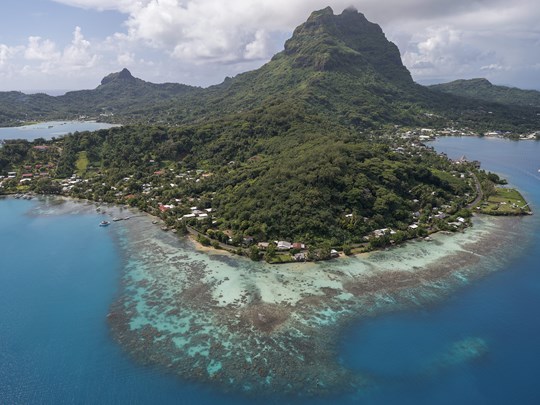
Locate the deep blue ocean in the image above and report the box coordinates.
[1,137,539,404]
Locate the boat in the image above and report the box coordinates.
[112,217,122,222]
[99,221,111,227]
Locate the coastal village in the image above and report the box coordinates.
[0,127,533,263]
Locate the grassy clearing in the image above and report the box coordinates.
[432,169,468,188]
[267,254,295,264]
[480,188,531,215]
[75,151,89,176]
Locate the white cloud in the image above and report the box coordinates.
[400,22,515,84]
[2,26,101,90]
[481,64,507,71]
[244,30,270,60]
[23,27,98,73]
[63,26,99,69]
[57,0,358,63]
[49,0,540,85]
[0,44,17,66]
[1,0,539,90]
[52,0,143,13]
[403,27,465,78]
[25,36,60,61]
[117,52,135,66]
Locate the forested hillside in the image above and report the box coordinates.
[0,8,533,256]
[430,78,540,109]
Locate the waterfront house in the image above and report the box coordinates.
[277,241,292,250]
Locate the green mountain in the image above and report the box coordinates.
[60,68,200,116]
[429,78,540,109]
[0,68,200,125]
[4,8,514,250]
[1,7,539,132]
[192,6,430,129]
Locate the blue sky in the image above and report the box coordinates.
[1,0,539,93]
[0,0,124,44]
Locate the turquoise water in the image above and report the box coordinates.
[0,121,118,141]
[0,199,245,404]
[339,137,540,404]
[1,137,539,404]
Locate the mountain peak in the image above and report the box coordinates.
[100,68,136,85]
[306,6,334,20]
[470,78,493,86]
[281,7,412,84]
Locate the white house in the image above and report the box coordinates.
[277,241,292,250]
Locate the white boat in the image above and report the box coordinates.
[99,221,110,227]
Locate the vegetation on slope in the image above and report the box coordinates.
[430,78,540,109]
[1,8,539,133]
[0,7,535,261]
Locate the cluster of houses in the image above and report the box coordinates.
[397,126,540,141]
[397,127,477,141]
[256,241,306,251]
[1,163,55,186]
[484,130,539,140]
[181,206,213,220]
[61,174,85,192]
[255,241,339,261]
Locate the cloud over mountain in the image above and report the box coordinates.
[1,0,539,91]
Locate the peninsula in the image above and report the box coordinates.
[0,7,532,262]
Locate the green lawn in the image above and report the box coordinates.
[267,253,295,264]
[480,188,531,215]
[75,151,89,176]
[432,169,468,188]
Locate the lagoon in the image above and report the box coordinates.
[0,121,118,141]
[1,137,539,404]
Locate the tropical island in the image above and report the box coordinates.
[0,7,534,263]
[1,7,539,399]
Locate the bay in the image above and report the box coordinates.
[0,121,118,141]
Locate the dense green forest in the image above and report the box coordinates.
[0,119,481,250]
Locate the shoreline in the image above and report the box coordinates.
[104,198,529,396]
[4,196,533,397]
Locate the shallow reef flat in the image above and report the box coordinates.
[24,197,528,397]
[95,204,526,398]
